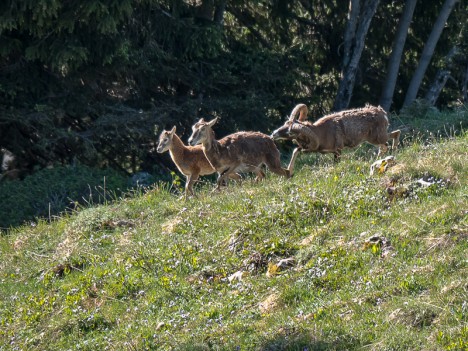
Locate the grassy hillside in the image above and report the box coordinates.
[1,131,467,350]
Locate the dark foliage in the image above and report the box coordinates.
[0,163,127,230]
[0,0,466,178]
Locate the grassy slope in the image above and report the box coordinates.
[1,133,467,351]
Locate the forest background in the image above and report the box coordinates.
[0,0,467,228]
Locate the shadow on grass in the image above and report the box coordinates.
[257,332,357,351]
[176,331,357,351]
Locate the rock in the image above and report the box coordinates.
[363,235,395,258]
[259,293,279,314]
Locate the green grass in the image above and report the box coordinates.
[1,130,467,350]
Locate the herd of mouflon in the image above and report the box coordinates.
[157,104,401,196]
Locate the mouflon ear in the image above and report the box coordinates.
[207,117,218,127]
[170,126,176,134]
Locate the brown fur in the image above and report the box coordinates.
[157,127,240,196]
[188,118,291,191]
[272,104,401,175]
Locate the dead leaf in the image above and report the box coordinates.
[266,263,279,277]
[228,270,247,283]
[370,156,396,175]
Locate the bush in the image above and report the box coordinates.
[398,101,467,134]
[0,164,128,230]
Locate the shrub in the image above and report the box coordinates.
[0,164,128,230]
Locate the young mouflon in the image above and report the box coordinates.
[157,126,240,196]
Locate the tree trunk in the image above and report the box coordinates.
[213,0,226,25]
[226,5,272,49]
[343,0,361,68]
[463,63,468,103]
[171,0,183,18]
[380,0,418,112]
[403,0,460,107]
[425,46,459,105]
[333,0,380,112]
[197,0,215,22]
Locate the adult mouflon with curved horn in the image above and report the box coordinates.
[271,104,401,175]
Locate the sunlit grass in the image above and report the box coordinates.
[1,129,467,350]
